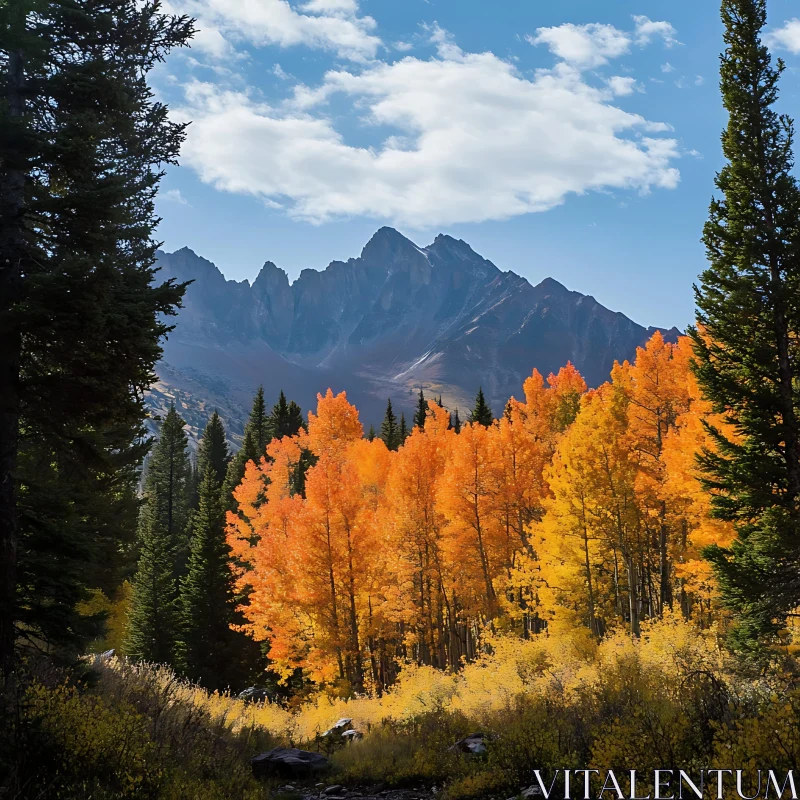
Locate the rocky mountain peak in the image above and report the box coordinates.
[360,226,426,269]
[426,233,500,280]
[252,260,290,292]
[153,229,679,433]
[534,276,571,296]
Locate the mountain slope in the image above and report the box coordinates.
[151,228,679,444]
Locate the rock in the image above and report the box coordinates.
[250,748,329,779]
[238,686,272,703]
[321,718,354,738]
[323,786,346,796]
[340,729,363,742]
[448,732,489,755]
[91,649,116,667]
[521,787,543,798]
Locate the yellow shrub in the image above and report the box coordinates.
[25,682,163,796]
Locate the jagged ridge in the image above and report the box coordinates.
[152,228,679,440]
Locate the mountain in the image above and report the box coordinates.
[150,228,680,447]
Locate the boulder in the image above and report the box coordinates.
[238,686,272,704]
[322,786,347,796]
[340,729,363,742]
[321,718,354,737]
[448,733,488,755]
[251,748,329,779]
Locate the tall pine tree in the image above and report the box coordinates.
[126,407,191,663]
[126,406,191,663]
[399,413,409,443]
[196,411,230,485]
[381,399,401,450]
[248,387,271,452]
[223,388,269,509]
[0,0,192,673]
[470,388,494,427]
[269,390,305,440]
[178,460,237,689]
[694,0,800,650]
[413,389,428,430]
[147,407,192,572]
[126,499,180,664]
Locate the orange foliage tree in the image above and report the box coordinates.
[226,336,733,688]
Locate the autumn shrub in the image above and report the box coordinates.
[0,664,273,799]
[6,617,795,799]
[711,686,800,771]
[20,682,164,797]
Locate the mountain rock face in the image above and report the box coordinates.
[152,228,680,444]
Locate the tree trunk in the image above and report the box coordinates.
[626,555,641,637]
[580,509,598,637]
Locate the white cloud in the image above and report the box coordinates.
[528,16,678,70]
[160,189,191,205]
[300,0,358,13]
[765,19,800,54]
[394,41,414,52]
[694,75,704,86]
[175,41,680,227]
[165,0,381,63]
[528,23,631,69]
[424,22,463,60]
[607,76,639,95]
[661,62,674,73]
[633,16,679,47]
[273,63,290,79]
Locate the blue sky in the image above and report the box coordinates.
[152,0,800,330]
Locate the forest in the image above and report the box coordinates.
[3,0,800,797]
[119,333,733,695]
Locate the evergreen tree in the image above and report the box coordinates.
[269,390,305,440]
[287,401,304,435]
[126,501,180,664]
[291,447,317,499]
[469,388,494,427]
[223,389,269,509]
[413,389,428,430]
[381,399,401,450]
[126,407,191,663]
[249,387,271,453]
[177,462,237,689]
[187,458,200,510]
[367,425,376,442]
[143,407,192,572]
[399,413,409,443]
[196,411,230,485]
[0,0,192,673]
[269,390,290,439]
[694,0,800,649]
[451,409,462,434]
[268,390,310,496]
